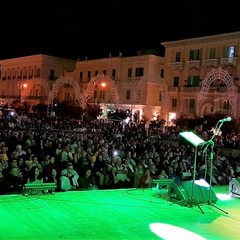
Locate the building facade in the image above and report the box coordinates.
[161,31,240,124]
[1,31,240,123]
[0,54,76,107]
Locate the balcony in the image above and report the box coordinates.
[186,60,201,70]
[168,62,184,71]
[181,86,201,92]
[220,57,237,67]
[168,87,180,92]
[202,59,219,68]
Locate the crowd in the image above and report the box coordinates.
[0,113,240,195]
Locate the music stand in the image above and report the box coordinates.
[176,131,205,213]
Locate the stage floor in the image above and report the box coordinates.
[0,185,239,240]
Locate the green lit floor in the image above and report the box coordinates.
[0,185,239,240]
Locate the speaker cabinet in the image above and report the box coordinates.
[229,178,240,198]
[169,180,218,205]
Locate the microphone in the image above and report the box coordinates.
[219,117,232,122]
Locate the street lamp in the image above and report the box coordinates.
[18,83,28,103]
[100,82,106,88]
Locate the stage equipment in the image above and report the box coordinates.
[153,179,174,189]
[23,182,57,196]
[152,179,174,199]
[229,178,240,198]
[169,179,218,204]
[202,118,229,214]
[170,131,206,213]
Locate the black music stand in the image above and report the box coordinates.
[174,131,206,213]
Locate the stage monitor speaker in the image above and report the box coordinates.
[153,179,174,189]
[169,180,218,205]
[229,178,240,198]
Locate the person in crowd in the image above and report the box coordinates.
[27,166,43,184]
[91,153,108,189]
[0,144,9,162]
[139,168,153,188]
[4,166,24,194]
[133,163,144,188]
[44,168,60,191]
[158,169,168,179]
[73,146,83,171]
[11,144,26,159]
[59,144,73,170]
[42,156,60,181]
[111,157,131,188]
[78,168,98,190]
[60,162,79,191]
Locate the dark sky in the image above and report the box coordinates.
[1,0,240,60]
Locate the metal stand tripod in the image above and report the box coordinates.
[202,120,229,215]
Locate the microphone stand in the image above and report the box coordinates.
[203,120,228,214]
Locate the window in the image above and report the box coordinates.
[23,68,27,79]
[189,49,200,60]
[223,45,235,58]
[65,93,70,101]
[28,67,32,79]
[80,71,83,82]
[49,69,55,80]
[18,69,22,79]
[135,67,144,77]
[100,90,105,100]
[112,69,116,78]
[7,69,11,79]
[126,90,131,100]
[173,77,179,87]
[159,91,162,102]
[2,69,6,80]
[175,52,181,62]
[128,68,132,78]
[172,99,177,108]
[209,48,216,59]
[186,76,200,86]
[95,70,98,76]
[223,100,230,109]
[87,71,91,81]
[103,69,107,75]
[36,68,40,78]
[160,69,164,78]
[189,99,195,113]
[189,99,195,108]
[136,90,141,100]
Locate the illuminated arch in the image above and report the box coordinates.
[197,67,238,116]
[82,74,119,108]
[48,76,82,106]
[21,79,50,102]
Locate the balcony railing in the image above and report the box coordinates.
[168,87,180,92]
[186,60,201,69]
[220,57,237,67]
[202,59,219,68]
[181,86,201,92]
[168,62,184,71]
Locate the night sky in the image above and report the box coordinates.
[1,0,240,60]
